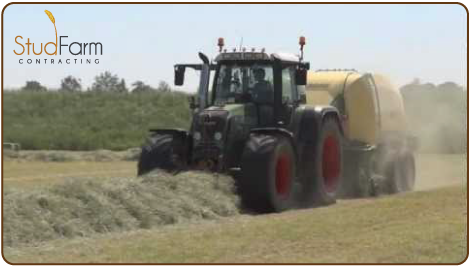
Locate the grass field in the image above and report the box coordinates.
[2,153,467,264]
[3,161,136,188]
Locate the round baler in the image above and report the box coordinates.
[305,70,416,196]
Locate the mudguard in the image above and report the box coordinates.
[249,127,297,156]
[250,127,294,140]
[294,105,343,145]
[149,128,188,140]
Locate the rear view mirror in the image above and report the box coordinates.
[175,66,185,86]
[296,68,307,86]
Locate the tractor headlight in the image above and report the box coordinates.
[214,132,223,141]
[193,132,201,141]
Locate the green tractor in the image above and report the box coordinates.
[138,37,343,212]
[137,37,415,212]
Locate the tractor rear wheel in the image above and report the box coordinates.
[137,134,176,176]
[298,117,343,207]
[240,134,296,213]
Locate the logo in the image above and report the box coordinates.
[13,10,103,65]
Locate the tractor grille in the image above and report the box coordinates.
[193,142,220,160]
[192,110,228,162]
[198,110,228,144]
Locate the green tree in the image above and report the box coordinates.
[60,76,82,92]
[157,81,171,92]
[91,71,121,92]
[131,81,154,93]
[116,78,128,93]
[437,81,463,91]
[22,81,47,92]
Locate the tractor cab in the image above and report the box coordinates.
[213,53,309,129]
[175,37,310,128]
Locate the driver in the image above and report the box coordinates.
[220,68,232,97]
[251,68,273,103]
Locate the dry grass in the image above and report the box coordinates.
[3,170,240,249]
[414,154,466,190]
[4,186,466,264]
[3,161,136,188]
[2,153,466,263]
[3,148,141,162]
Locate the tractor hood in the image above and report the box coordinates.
[206,103,246,116]
[193,103,258,145]
[191,103,259,169]
[204,103,258,126]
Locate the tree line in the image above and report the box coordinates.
[3,89,191,151]
[21,71,172,93]
[4,77,466,153]
[400,79,466,154]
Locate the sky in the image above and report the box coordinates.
[3,3,468,91]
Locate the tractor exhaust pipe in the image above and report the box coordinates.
[198,52,210,111]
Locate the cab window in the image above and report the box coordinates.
[281,67,296,103]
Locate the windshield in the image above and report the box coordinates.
[213,63,274,105]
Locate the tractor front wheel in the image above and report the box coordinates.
[137,134,176,176]
[240,134,296,213]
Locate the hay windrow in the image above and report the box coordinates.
[3,170,240,248]
[3,149,141,162]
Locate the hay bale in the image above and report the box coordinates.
[3,170,240,248]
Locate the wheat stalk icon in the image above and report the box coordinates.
[44,10,57,54]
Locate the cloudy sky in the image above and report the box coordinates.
[3,3,467,91]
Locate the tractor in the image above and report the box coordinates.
[137,37,416,212]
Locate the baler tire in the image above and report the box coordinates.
[401,153,416,191]
[349,155,375,198]
[298,117,343,207]
[240,134,296,213]
[386,152,415,193]
[137,134,176,176]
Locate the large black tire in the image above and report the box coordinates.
[298,117,343,207]
[137,134,176,176]
[240,134,296,213]
[341,151,376,198]
[385,152,416,193]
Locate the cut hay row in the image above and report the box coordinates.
[3,148,141,162]
[3,168,134,182]
[3,170,240,248]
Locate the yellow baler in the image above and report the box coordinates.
[305,70,415,197]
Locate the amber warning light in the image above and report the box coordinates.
[299,36,306,60]
[218,38,225,52]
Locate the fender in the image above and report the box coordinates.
[294,105,343,145]
[250,127,294,140]
[249,127,297,156]
[149,128,188,140]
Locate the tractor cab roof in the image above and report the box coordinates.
[214,51,301,64]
